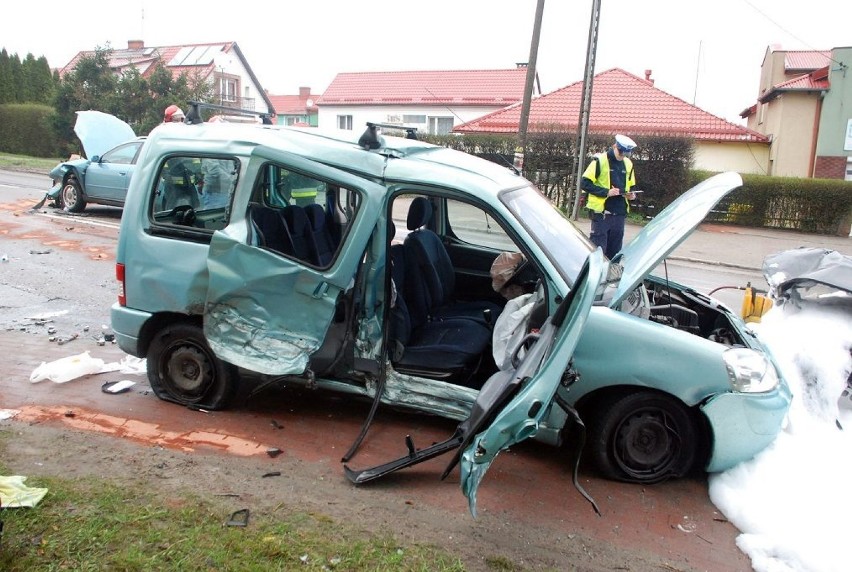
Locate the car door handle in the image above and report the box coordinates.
[312,282,329,299]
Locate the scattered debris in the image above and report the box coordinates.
[30,351,106,383]
[0,475,49,508]
[270,419,284,430]
[0,409,20,421]
[101,380,136,394]
[261,471,281,478]
[57,333,79,346]
[64,410,75,418]
[29,249,52,255]
[1,254,8,263]
[266,447,282,458]
[225,508,250,527]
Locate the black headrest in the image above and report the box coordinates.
[406,197,432,231]
[305,203,325,229]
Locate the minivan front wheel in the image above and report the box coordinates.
[147,323,236,410]
[585,391,697,484]
[60,176,86,213]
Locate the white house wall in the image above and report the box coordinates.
[212,50,270,114]
[694,141,769,175]
[317,104,508,135]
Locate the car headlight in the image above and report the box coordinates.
[723,348,779,393]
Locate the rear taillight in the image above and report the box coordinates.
[116,263,126,306]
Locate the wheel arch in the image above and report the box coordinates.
[137,311,202,357]
[573,384,712,475]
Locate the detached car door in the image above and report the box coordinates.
[204,147,385,376]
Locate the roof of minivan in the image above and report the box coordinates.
[147,122,524,194]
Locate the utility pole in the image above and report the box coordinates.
[571,0,602,219]
[516,0,546,171]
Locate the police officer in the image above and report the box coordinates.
[581,134,637,258]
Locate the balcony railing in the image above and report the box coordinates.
[214,96,256,111]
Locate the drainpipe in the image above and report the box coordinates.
[807,92,824,178]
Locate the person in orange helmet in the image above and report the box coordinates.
[163,104,186,123]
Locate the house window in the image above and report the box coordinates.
[428,116,454,135]
[338,115,353,130]
[219,77,238,102]
[403,114,426,124]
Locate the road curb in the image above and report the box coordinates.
[669,255,760,273]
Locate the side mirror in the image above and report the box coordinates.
[90,155,101,163]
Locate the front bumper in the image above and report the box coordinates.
[701,382,792,473]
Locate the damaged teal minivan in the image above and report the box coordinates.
[111,113,791,512]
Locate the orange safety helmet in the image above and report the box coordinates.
[163,104,185,123]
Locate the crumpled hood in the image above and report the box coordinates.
[74,110,135,159]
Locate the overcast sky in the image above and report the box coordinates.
[2,0,850,124]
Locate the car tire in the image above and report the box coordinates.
[60,176,87,213]
[146,323,236,410]
[585,391,697,484]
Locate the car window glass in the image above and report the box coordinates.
[151,155,239,231]
[102,142,140,165]
[446,198,518,252]
[248,163,360,268]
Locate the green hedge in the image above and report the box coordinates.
[695,170,852,235]
[0,103,61,158]
[423,130,693,212]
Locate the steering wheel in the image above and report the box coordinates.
[171,204,196,226]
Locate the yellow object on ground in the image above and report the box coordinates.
[0,475,48,507]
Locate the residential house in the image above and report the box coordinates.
[740,45,852,180]
[316,67,532,136]
[267,87,319,126]
[454,68,769,175]
[60,40,275,116]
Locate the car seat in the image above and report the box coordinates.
[403,197,502,326]
[305,203,336,266]
[388,221,491,387]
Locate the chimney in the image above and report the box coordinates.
[299,86,311,98]
[128,40,144,50]
[644,69,654,85]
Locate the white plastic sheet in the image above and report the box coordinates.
[29,351,105,383]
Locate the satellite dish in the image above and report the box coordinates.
[306,99,314,107]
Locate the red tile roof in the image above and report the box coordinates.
[784,51,831,72]
[759,66,830,103]
[317,69,528,106]
[454,68,767,143]
[267,93,320,115]
[59,41,275,114]
[60,42,234,82]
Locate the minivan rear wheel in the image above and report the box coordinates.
[147,323,236,410]
[585,391,697,484]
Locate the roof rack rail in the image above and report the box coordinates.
[185,101,273,125]
[358,122,418,149]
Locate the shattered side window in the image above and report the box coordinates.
[151,155,240,231]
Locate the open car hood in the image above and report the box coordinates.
[345,250,607,517]
[610,171,744,308]
[74,110,135,159]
